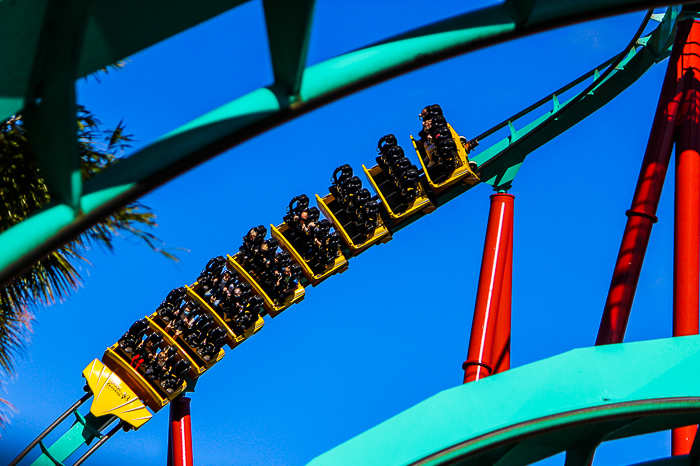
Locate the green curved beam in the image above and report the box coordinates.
[0,1,692,286]
[306,335,700,466]
[0,0,251,123]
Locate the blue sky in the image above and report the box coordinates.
[0,2,685,465]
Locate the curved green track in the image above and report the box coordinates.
[306,335,700,466]
[3,2,700,465]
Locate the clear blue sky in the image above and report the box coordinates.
[1,2,683,465]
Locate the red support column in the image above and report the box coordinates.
[672,20,700,456]
[169,397,193,466]
[463,193,514,383]
[596,21,692,346]
[492,200,512,375]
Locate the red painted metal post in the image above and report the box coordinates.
[492,198,512,375]
[595,21,692,346]
[463,193,514,383]
[672,20,700,456]
[169,397,193,466]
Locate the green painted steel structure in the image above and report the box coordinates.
[31,414,115,466]
[5,1,700,465]
[0,0,696,288]
[307,335,700,466]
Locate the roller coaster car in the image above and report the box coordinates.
[315,193,391,255]
[270,222,348,287]
[147,312,224,377]
[186,284,265,349]
[103,331,189,412]
[82,358,153,429]
[411,123,479,191]
[362,164,435,223]
[227,253,305,318]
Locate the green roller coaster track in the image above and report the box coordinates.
[4,1,700,465]
[307,335,700,466]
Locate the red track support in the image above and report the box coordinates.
[492,201,512,375]
[168,396,193,466]
[596,21,693,346]
[672,20,700,456]
[463,193,514,383]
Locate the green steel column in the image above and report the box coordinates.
[22,0,96,210]
[263,0,315,96]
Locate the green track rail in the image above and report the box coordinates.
[307,335,700,466]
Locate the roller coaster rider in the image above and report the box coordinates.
[251,238,279,278]
[317,231,341,267]
[197,256,227,298]
[161,359,191,394]
[240,225,267,265]
[144,346,176,380]
[207,269,235,308]
[273,264,301,301]
[284,194,311,232]
[282,196,318,254]
[131,333,161,370]
[184,313,214,348]
[235,295,263,331]
[170,301,198,338]
[198,327,226,361]
[156,286,187,323]
[256,249,291,300]
[118,319,149,354]
[418,104,442,144]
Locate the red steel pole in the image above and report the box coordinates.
[463,193,514,383]
[492,198,512,375]
[595,21,692,346]
[672,20,700,456]
[169,396,194,466]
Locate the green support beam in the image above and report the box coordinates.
[0,0,694,286]
[0,0,251,124]
[306,335,700,466]
[0,0,49,122]
[263,0,316,96]
[22,0,95,209]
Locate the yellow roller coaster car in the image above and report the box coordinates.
[316,193,391,255]
[146,314,224,376]
[362,164,435,223]
[102,344,186,413]
[186,285,265,349]
[82,358,152,429]
[411,124,479,191]
[271,222,348,287]
[228,253,305,317]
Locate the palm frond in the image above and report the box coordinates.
[0,106,179,427]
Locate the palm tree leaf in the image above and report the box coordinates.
[0,108,178,427]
